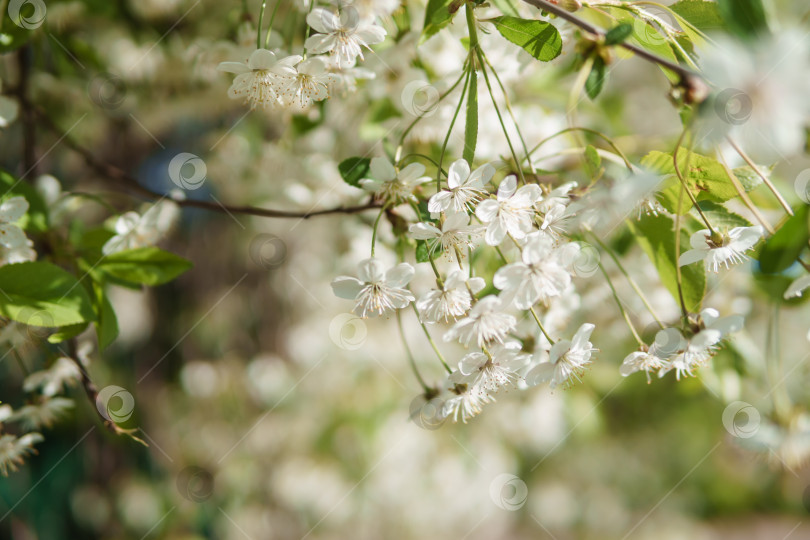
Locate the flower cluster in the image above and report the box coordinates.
[217,3,387,111]
[0,197,36,267]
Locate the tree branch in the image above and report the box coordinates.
[32,106,382,220]
[520,0,701,83]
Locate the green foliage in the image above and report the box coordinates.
[0,8,38,53]
[717,0,769,38]
[670,0,725,31]
[694,201,752,230]
[98,247,193,286]
[338,157,372,188]
[641,151,740,214]
[585,57,607,100]
[421,0,461,43]
[604,23,633,46]
[584,145,602,177]
[628,214,706,312]
[491,16,563,62]
[757,205,810,274]
[0,262,97,327]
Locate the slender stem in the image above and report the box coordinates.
[527,127,634,171]
[370,205,387,257]
[674,184,689,319]
[256,0,268,49]
[397,311,430,391]
[300,0,317,57]
[529,307,556,344]
[589,231,664,328]
[520,0,700,82]
[411,304,452,373]
[476,46,526,183]
[716,151,774,235]
[264,0,282,47]
[481,54,536,175]
[597,262,644,346]
[673,125,715,235]
[727,137,794,217]
[437,58,473,191]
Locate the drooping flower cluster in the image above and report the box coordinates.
[217,2,387,111]
[0,196,36,267]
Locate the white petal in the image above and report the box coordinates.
[0,224,27,248]
[331,276,364,299]
[0,196,29,223]
[217,61,250,74]
[247,49,278,70]
[785,274,810,299]
[498,175,517,199]
[357,258,386,283]
[678,248,707,267]
[385,263,415,288]
[370,157,396,182]
[447,160,470,189]
[475,200,499,223]
[409,222,441,240]
[525,362,555,387]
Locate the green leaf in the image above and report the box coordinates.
[0,8,40,54]
[717,0,768,38]
[628,214,706,312]
[0,262,97,327]
[338,157,372,189]
[604,23,633,45]
[47,323,89,344]
[99,247,192,286]
[670,0,724,32]
[491,16,563,62]
[731,165,766,192]
[584,145,601,176]
[415,240,431,263]
[0,169,49,234]
[694,201,752,230]
[585,57,607,100]
[94,284,119,351]
[641,150,738,213]
[463,70,478,164]
[421,0,460,43]
[758,205,809,274]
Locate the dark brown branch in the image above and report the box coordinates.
[14,46,37,175]
[520,0,701,83]
[31,106,382,220]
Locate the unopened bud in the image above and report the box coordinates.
[552,0,582,12]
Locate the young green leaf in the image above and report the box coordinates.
[693,201,752,230]
[670,0,724,31]
[99,247,193,286]
[0,262,97,327]
[628,214,706,312]
[421,0,460,43]
[338,157,372,188]
[94,283,119,351]
[585,57,607,100]
[491,16,563,62]
[584,145,601,176]
[717,0,768,38]
[463,69,478,164]
[757,205,809,274]
[604,23,633,45]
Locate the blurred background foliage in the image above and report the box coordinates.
[1,0,810,538]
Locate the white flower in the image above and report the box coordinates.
[23,357,81,397]
[459,342,532,393]
[218,49,302,109]
[0,432,43,476]
[409,212,482,258]
[476,175,542,246]
[537,202,571,241]
[441,369,492,423]
[417,270,485,323]
[428,160,493,215]
[785,275,810,299]
[359,157,431,204]
[678,226,763,273]
[0,196,36,266]
[325,58,375,95]
[494,234,572,309]
[527,323,596,389]
[278,57,337,110]
[331,258,415,318]
[443,295,516,347]
[339,0,400,20]
[536,181,577,214]
[621,349,670,383]
[102,200,179,255]
[305,7,387,67]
